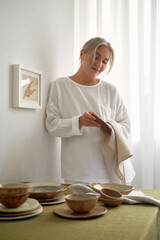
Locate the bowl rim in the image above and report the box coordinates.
[0,182,29,189]
[90,182,134,193]
[65,193,99,201]
[0,192,30,197]
[100,188,123,200]
[29,185,63,194]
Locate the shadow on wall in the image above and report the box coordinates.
[0,65,61,183]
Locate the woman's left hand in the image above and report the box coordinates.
[79,112,101,129]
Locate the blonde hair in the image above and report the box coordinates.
[81,37,114,73]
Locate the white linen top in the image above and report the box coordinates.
[46,77,135,184]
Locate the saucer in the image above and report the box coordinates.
[54,205,107,219]
[0,198,39,213]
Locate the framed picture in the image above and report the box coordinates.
[12,64,42,109]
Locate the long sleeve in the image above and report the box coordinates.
[114,93,131,138]
[46,80,82,138]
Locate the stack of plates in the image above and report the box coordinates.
[29,185,66,205]
[0,198,43,220]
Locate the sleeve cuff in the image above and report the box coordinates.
[72,116,83,135]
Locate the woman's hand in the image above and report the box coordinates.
[79,112,101,129]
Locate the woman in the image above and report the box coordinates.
[46,37,135,184]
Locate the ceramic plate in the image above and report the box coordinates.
[28,182,61,187]
[40,196,66,206]
[29,185,64,199]
[0,204,42,217]
[90,183,134,195]
[0,204,43,220]
[37,193,64,202]
[0,198,39,213]
[54,205,107,219]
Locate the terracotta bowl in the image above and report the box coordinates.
[29,185,64,199]
[100,188,123,200]
[0,182,29,195]
[101,197,124,207]
[65,194,98,213]
[0,192,29,208]
[90,183,134,195]
[0,182,29,208]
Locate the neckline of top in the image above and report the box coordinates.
[67,77,102,87]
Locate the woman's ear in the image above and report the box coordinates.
[80,50,84,60]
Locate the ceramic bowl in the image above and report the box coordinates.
[29,185,64,199]
[0,182,29,195]
[65,194,98,213]
[90,183,134,195]
[100,188,123,200]
[0,182,29,208]
[101,197,124,207]
[0,192,29,208]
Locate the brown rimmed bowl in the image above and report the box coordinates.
[90,183,134,195]
[0,182,29,208]
[100,188,123,200]
[65,194,98,213]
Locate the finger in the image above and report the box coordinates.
[89,112,98,118]
[84,116,101,128]
[85,112,96,120]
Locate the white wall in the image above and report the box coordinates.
[0,0,74,183]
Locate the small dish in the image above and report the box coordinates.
[29,185,63,199]
[37,193,64,202]
[40,196,66,206]
[54,205,107,219]
[65,194,98,213]
[100,188,123,200]
[90,183,134,195]
[0,198,39,213]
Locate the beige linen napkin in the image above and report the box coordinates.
[100,120,133,183]
[69,184,160,207]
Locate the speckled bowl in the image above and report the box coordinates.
[90,183,134,195]
[0,182,29,195]
[0,182,29,208]
[29,185,64,199]
[65,194,98,213]
[100,188,123,200]
[0,192,29,208]
[101,197,124,207]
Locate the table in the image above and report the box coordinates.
[0,189,160,240]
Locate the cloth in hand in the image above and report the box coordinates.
[100,120,133,183]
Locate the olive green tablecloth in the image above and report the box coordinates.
[0,189,160,240]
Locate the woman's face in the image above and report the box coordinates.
[81,45,110,78]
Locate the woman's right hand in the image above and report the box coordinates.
[79,112,101,129]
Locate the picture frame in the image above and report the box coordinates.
[12,64,42,109]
